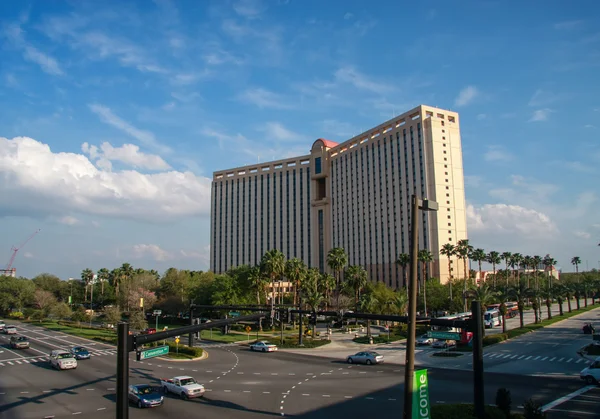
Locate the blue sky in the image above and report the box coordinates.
[1,0,599,279]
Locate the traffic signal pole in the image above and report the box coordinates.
[116,322,129,419]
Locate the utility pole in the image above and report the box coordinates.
[298,294,304,346]
[188,305,194,347]
[472,300,484,419]
[89,275,94,327]
[116,322,129,419]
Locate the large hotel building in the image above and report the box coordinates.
[210,105,467,286]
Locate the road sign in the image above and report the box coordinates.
[228,311,241,318]
[245,326,252,333]
[153,310,162,316]
[427,331,461,340]
[137,345,169,361]
[413,369,431,419]
[175,338,180,344]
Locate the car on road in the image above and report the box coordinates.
[161,376,205,399]
[346,351,384,365]
[416,334,434,345]
[128,384,164,408]
[0,321,5,331]
[432,339,456,349]
[49,349,78,370]
[250,341,278,352]
[580,357,600,384]
[3,326,17,335]
[70,346,91,360]
[9,336,30,349]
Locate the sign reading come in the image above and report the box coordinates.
[412,369,431,419]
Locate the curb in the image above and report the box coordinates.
[155,350,209,362]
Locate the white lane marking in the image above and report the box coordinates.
[533,356,540,361]
[263,391,270,394]
[518,355,525,359]
[549,357,556,362]
[97,408,106,411]
[107,388,115,391]
[510,355,519,359]
[224,390,231,392]
[344,396,352,399]
[366,397,374,400]
[524,356,532,360]
[567,358,573,363]
[243,390,251,393]
[86,388,95,391]
[43,390,52,393]
[72,412,82,415]
[577,359,584,364]
[288,373,295,375]
[16,361,22,364]
[0,363,4,366]
[541,357,548,361]
[271,373,278,375]
[541,385,596,412]
[558,357,565,362]
[7,362,14,365]
[342,372,349,375]
[322,395,330,397]
[547,408,596,415]
[20,391,29,394]
[15,324,115,349]
[302,393,310,396]
[389,398,397,401]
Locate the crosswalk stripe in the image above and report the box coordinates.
[541,357,548,361]
[549,357,556,361]
[558,357,564,362]
[518,355,525,359]
[23,360,29,363]
[7,362,13,365]
[533,356,540,360]
[525,356,532,360]
[15,361,22,365]
[503,354,512,359]
[0,363,4,367]
[511,355,519,359]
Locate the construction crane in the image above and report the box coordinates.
[5,229,41,271]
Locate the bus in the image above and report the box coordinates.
[484,309,502,328]
[431,312,473,344]
[486,302,518,318]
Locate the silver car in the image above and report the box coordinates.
[346,351,384,365]
[416,334,434,345]
[432,339,456,349]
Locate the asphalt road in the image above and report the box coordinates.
[0,319,595,419]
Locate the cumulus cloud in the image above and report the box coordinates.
[3,23,64,76]
[0,136,211,222]
[529,108,553,122]
[58,216,81,226]
[81,142,171,171]
[484,145,514,162]
[131,244,209,263]
[574,231,591,239]
[334,66,391,94]
[259,122,305,142]
[454,86,479,107]
[467,203,557,236]
[237,88,292,109]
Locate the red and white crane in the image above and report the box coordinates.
[4,229,41,271]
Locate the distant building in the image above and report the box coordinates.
[211,105,468,287]
[0,268,17,277]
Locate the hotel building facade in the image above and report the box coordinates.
[210,105,467,286]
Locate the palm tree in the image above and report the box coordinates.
[119,263,134,310]
[394,291,409,315]
[456,239,473,311]
[487,251,501,288]
[471,248,487,286]
[501,252,512,287]
[440,244,455,299]
[532,255,542,291]
[418,249,433,316]
[571,256,582,275]
[285,258,307,306]
[109,267,122,309]
[522,256,532,288]
[304,289,323,338]
[81,268,94,302]
[249,266,265,305]
[327,247,348,309]
[345,265,368,313]
[496,288,511,333]
[509,280,531,328]
[564,284,573,313]
[359,292,379,338]
[511,253,523,285]
[554,284,565,316]
[97,268,110,296]
[395,253,410,296]
[320,273,336,310]
[539,286,554,320]
[464,284,497,336]
[543,255,557,289]
[260,249,286,323]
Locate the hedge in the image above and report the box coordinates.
[145,340,204,358]
[265,337,331,349]
[431,404,524,419]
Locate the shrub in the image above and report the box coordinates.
[431,404,507,419]
[483,334,508,345]
[496,388,512,418]
[166,342,203,358]
[8,311,24,319]
[523,399,546,419]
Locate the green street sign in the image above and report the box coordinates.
[137,345,169,361]
[413,369,431,419]
[228,311,241,318]
[427,331,461,340]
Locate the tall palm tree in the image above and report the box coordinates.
[539,286,554,320]
[509,280,532,328]
[81,268,94,302]
[304,289,324,338]
[320,273,336,311]
[249,266,265,305]
[394,291,409,315]
[487,251,501,288]
[456,239,473,311]
[97,268,110,296]
[471,248,487,286]
[554,284,565,316]
[285,258,307,306]
[496,288,511,333]
[327,247,348,309]
[119,263,134,310]
[464,284,497,336]
[522,256,532,288]
[543,255,557,289]
[359,292,379,338]
[501,252,512,287]
[571,256,582,275]
[510,253,523,285]
[345,265,368,313]
[395,253,410,296]
[109,267,122,309]
[260,249,286,322]
[532,255,543,291]
[440,244,455,299]
[418,249,433,316]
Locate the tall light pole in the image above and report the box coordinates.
[89,274,95,327]
[403,195,438,419]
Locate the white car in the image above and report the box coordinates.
[580,357,600,384]
[3,326,17,335]
[161,376,205,399]
[250,341,278,352]
[416,334,434,345]
[0,321,5,331]
[432,339,456,349]
[49,350,78,370]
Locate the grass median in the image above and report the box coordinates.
[21,320,117,344]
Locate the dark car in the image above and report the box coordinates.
[128,384,164,408]
[70,346,91,360]
[10,336,30,349]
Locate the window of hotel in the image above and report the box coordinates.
[447,201,450,204]
[448,215,451,219]
[444,158,447,161]
[446,186,449,190]
[446,193,450,197]
[315,157,322,174]
[443,150,447,154]
[444,164,447,168]
[448,223,452,226]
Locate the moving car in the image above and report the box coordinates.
[346,351,384,365]
[250,341,278,352]
[416,334,434,346]
[3,326,17,335]
[49,349,78,370]
[128,384,164,408]
[0,321,5,331]
[70,346,91,360]
[432,339,456,349]
[580,357,600,384]
[161,376,205,399]
[10,336,30,349]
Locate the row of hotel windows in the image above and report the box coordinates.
[330,125,430,285]
[212,167,312,272]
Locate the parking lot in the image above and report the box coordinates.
[544,385,600,418]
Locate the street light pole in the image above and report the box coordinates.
[116,322,129,419]
[89,275,94,327]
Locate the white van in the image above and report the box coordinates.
[49,349,78,370]
[580,357,600,384]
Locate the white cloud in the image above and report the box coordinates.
[574,231,591,239]
[467,203,557,236]
[58,216,81,226]
[0,136,212,222]
[529,108,553,122]
[23,252,33,259]
[454,86,479,107]
[550,160,596,174]
[82,142,171,171]
[464,175,484,188]
[233,0,265,18]
[259,122,305,142]
[237,88,292,109]
[528,89,559,107]
[88,104,171,154]
[584,124,596,129]
[334,66,390,94]
[3,23,63,76]
[344,12,354,20]
[484,145,514,162]
[554,20,583,30]
[130,244,208,263]
[476,114,486,120]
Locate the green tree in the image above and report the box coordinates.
[359,292,379,338]
[440,244,455,299]
[501,252,512,287]
[285,258,307,306]
[51,302,72,320]
[571,256,581,274]
[345,265,368,313]
[260,249,286,317]
[417,249,433,316]
[487,251,501,288]
[81,268,94,302]
[249,267,266,305]
[104,306,122,326]
[320,273,336,310]
[464,284,497,336]
[395,253,410,295]
[34,289,57,317]
[510,253,523,285]
[509,280,531,328]
[456,239,473,311]
[327,247,348,309]
[128,310,148,331]
[471,248,487,285]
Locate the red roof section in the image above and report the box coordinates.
[316,138,339,148]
